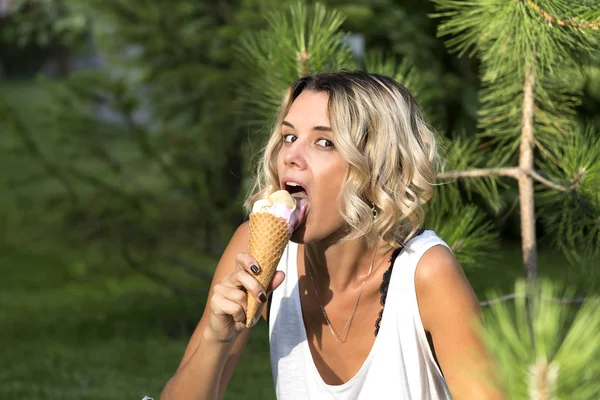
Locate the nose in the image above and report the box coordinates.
[281,140,307,170]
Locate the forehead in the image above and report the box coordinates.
[284,90,330,128]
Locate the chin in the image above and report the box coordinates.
[291,224,323,245]
[290,224,308,244]
[290,223,345,246]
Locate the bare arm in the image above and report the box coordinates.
[160,222,284,400]
[415,245,505,400]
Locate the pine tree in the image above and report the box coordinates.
[431,0,600,286]
[431,2,600,397]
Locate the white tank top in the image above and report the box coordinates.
[268,230,453,399]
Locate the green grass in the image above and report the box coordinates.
[0,240,276,400]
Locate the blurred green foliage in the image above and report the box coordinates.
[0,0,464,293]
[0,0,88,76]
[479,280,600,399]
[1,0,599,293]
[1,0,87,48]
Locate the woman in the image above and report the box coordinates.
[161,71,503,399]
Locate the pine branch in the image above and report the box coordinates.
[437,167,520,179]
[0,94,80,204]
[235,1,354,132]
[64,166,142,208]
[529,170,568,192]
[479,293,592,307]
[479,280,600,398]
[519,63,537,284]
[437,167,570,192]
[427,203,500,268]
[526,0,600,29]
[536,125,600,255]
[297,48,310,77]
[121,241,206,296]
[123,115,194,200]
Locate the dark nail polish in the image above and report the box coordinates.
[259,292,267,303]
[250,264,260,275]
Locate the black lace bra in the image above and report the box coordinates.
[374,229,424,336]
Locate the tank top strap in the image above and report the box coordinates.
[387,230,451,297]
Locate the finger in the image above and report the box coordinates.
[235,270,268,304]
[222,269,267,303]
[217,285,248,312]
[212,295,246,323]
[235,252,261,275]
[266,271,286,293]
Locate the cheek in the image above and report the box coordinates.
[275,150,285,176]
[312,166,346,218]
[275,148,282,166]
[308,189,345,239]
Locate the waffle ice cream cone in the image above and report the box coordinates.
[245,190,304,327]
[245,212,292,327]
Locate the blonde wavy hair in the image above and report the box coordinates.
[246,71,440,249]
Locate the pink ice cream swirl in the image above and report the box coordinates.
[268,203,299,233]
[252,197,306,233]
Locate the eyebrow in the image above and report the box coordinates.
[282,120,332,132]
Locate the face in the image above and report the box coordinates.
[277,90,348,244]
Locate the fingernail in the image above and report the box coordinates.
[259,292,267,303]
[250,264,260,275]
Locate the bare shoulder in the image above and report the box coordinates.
[414,244,480,332]
[414,246,506,399]
[414,245,468,291]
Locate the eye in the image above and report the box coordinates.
[283,134,297,143]
[316,138,334,148]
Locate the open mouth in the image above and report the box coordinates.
[284,181,310,228]
[285,182,308,200]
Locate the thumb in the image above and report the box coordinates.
[266,271,285,293]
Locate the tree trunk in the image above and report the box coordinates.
[519,63,538,286]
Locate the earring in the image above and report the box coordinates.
[370,202,378,220]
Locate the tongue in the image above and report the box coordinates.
[290,190,308,200]
[290,197,309,231]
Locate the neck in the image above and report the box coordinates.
[303,236,388,292]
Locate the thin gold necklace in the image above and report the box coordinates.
[306,245,378,343]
